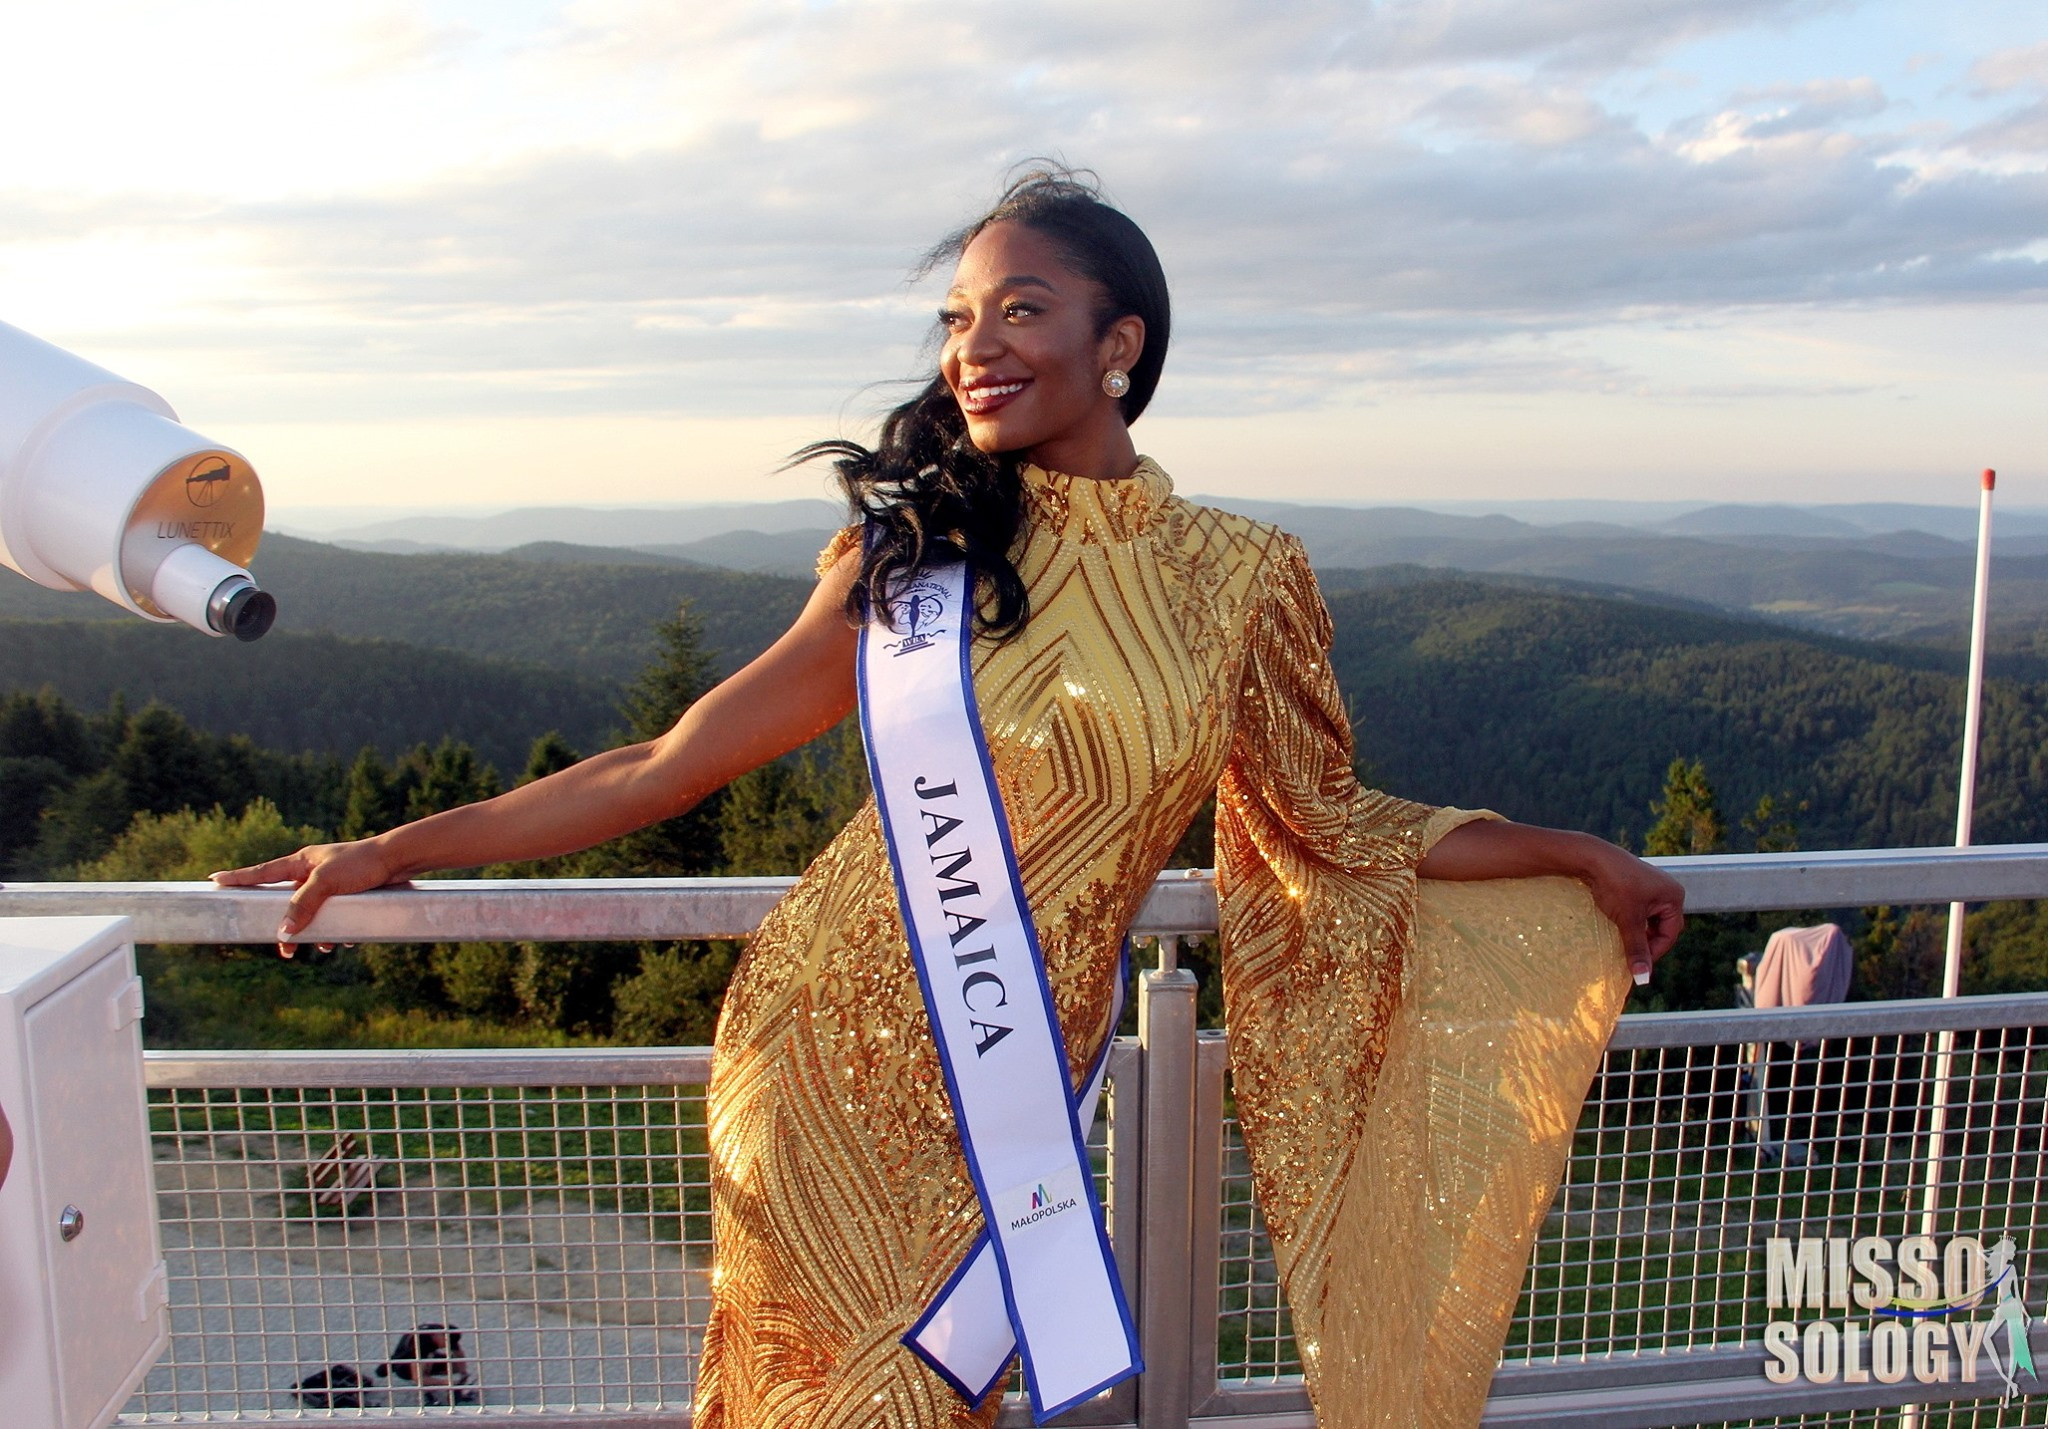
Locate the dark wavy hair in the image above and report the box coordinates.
[793,165,1171,638]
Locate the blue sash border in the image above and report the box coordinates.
[857,558,1142,1423]
[899,941,1131,1406]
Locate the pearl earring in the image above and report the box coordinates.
[1102,369,1131,399]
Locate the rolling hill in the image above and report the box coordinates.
[1203,498,2048,649]
[0,620,617,772]
[1324,572,2048,850]
[4,544,2042,856]
[0,534,813,684]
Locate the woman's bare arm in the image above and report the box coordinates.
[212,549,865,952]
[1417,819,1685,985]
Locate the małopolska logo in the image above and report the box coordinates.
[1764,1233,2036,1402]
[1003,1174,1080,1233]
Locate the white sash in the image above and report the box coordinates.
[858,558,1141,1420]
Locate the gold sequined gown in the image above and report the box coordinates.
[694,459,1631,1428]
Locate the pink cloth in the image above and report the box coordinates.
[1753,923,1852,1009]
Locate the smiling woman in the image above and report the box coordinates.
[216,166,1682,1429]
[790,174,1172,648]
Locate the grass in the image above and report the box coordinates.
[151,1080,715,1243]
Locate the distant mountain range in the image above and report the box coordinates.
[1410,500,2048,544]
[286,496,2048,550]
[7,556,2046,862]
[270,496,2048,652]
[4,494,2045,767]
[289,498,845,554]
[1318,572,2048,853]
[0,534,809,683]
[6,504,2048,862]
[8,497,2042,676]
[0,619,616,773]
[1203,502,2048,651]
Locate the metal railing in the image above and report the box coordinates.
[5,842,2048,1427]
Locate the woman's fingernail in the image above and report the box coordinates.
[1633,965,1651,986]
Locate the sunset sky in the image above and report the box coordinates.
[2,1,2043,518]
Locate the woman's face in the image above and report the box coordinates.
[938,221,1144,471]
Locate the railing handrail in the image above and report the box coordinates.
[75,844,2048,1429]
[1607,986,2048,1047]
[141,1045,718,1088]
[5,843,2047,945]
[130,985,2048,1092]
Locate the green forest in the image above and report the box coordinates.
[4,546,2045,1049]
[2,608,873,1050]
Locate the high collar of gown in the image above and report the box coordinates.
[1019,456,1174,544]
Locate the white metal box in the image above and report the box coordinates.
[0,917,169,1429]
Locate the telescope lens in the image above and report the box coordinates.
[211,581,276,641]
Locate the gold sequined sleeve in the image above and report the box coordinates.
[1215,536,1632,1427]
[815,523,862,577]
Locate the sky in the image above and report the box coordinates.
[1,0,2044,518]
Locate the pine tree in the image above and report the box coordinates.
[1855,905,1945,1000]
[520,731,581,786]
[25,768,135,874]
[0,756,70,875]
[619,606,719,744]
[403,738,503,821]
[339,748,400,840]
[497,612,726,1038]
[1741,793,1803,854]
[581,604,725,877]
[1643,758,1727,857]
[717,717,870,876]
[112,704,217,818]
[0,687,96,774]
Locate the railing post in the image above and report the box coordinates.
[1137,936,1199,1429]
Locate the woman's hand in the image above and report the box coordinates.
[1417,819,1685,985]
[211,838,411,957]
[1574,839,1687,985]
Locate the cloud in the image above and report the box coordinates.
[2,0,2042,425]
[1417,77,1635,145]
[1726,78,1890,137]
[1969,41,2048,96]
[1329,0,1845,72]
[331,7,479,82]
[1960,103,2048,157]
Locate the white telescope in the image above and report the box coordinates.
[0,321,274,640]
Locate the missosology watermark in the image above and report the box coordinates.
[1764,1233,2037,1403]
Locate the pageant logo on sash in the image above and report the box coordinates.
[1763,1232,2038,1402]
[859,558,1140,1423]
[884,576,948,656]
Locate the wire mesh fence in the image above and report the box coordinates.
[1208,1006,2048,1428]
[116,1007,2048,1426]
[1519,1023,2048,1364]
[121,1057,1120,1423]
[129,1076,712,1420]
[1215,1115,1296,1383]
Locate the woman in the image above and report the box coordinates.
[217,170,1683,1427]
